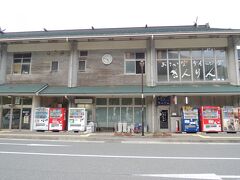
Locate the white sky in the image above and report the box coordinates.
[1,0,240,32]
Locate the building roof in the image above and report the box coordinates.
[1,84,240,96]
[0,84,47,95]
[1,25,240,42]
[39,84,240,96]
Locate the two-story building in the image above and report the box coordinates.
[0,25,240,132]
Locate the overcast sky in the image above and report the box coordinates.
[1,0,240,32]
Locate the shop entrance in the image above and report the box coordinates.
[158,106,170,131]
[1,108,31,130]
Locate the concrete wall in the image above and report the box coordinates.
[6,51,69,86]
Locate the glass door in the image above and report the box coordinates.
[21,108,31,129]
[158,106,169,130]
[2,109,11,129]
[11,109,21,129]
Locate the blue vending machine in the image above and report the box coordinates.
[181,106,199,133]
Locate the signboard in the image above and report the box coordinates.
[156,96,171,106]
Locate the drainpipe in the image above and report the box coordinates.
[35,84,48,96]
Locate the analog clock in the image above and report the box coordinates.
[102,54,113,65]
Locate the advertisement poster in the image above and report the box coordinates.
[21,108,31,129]
[68,108,86,131]
[200,106,221,132]
[222,107,240,132]
[181,106,199,132]
[33,107,49,131]
[49,108,66,131]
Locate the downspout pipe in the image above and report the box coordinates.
[35,84,48,96]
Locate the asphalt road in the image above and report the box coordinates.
[0,139,240,180]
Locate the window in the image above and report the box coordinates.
[80,51,88,57]
[13,53,31,74]
[124,52,145,74]
[51,61,58,72]
[79,51,88,72]
[95,98,146,128]
[79,60,86,72]
[157,49,227,82]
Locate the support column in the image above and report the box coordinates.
[146,36,156,86]
[68,41,78,87]
[227,37,239,85]
[0,44,7,84]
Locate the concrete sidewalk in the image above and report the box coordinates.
[0,130,240,143]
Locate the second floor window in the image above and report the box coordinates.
[51,61,59,72]
[13,53,31,74]
[124,52,145,74]
[79,60,86,72]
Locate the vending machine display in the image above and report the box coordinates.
[200,106,221,132]
[222,107,240,132]
[181,106,199,133]
[33,107,49,131]
[49,108,66,131]
[68,108,86,131]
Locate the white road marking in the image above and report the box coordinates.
[0,142,69,147]
[194,134,240,139]
[121,141,240,145]
[0,138,105,143]
[0,151,240,160]
[133,173,240,179]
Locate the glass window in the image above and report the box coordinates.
[169,60,180,81]
[157,60,168,81]
[121,107,133,123]
[168,50,178,59]
[109,98,120,105]
[51,61,58,72]
[136,52,145,59]
[192,59,204,80]
[157,50,167,59]
[108,107,120,127]
[96,98,107,105]
[204,59,216,80]
[125,61,135,73]
[23,98,32,105]
[180,60,192,81]
[124,52,145,74]
[80,51,88,57]
[238,49,240,60]
[122,98,133,105]
[204,48,214,58]
[79,60,86,72]
[136,61,145,74]
[13,53,31,74]
[217,60,227,81]
[157,49,227,82]
[134,107,146,124]
[2,96,11,104]
[134,98,145,105]
[96,107,107,127]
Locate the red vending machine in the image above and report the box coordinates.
[49,108,66,131]
[200,106,222,132]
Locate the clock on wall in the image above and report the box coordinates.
[102,54,113,65]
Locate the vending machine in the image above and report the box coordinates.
[222,106,240,132]
[33,107,49,131]
[181,106,199,133]
[49,108,66,131]
[200,106,222,132]
[68,108,86,132]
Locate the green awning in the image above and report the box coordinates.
[0,84,48,95]
[39,84,240,96]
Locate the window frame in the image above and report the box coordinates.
[12,53,31,75]
[78,60,86,72]
[51,60,59,72]
[124,52,146,75]
[156,48,228,83]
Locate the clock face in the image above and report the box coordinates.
[102,54,112,65]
